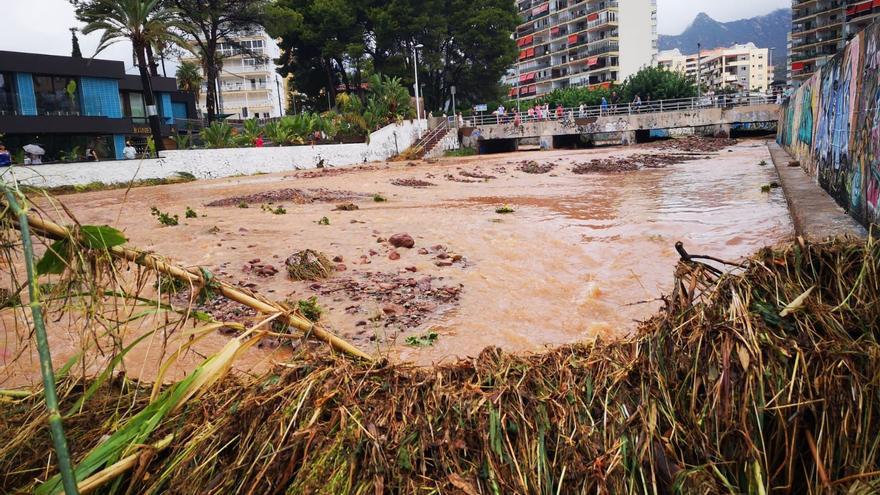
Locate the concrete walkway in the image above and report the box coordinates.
[768,142,867,240]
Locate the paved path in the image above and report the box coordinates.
[768,141,867,240]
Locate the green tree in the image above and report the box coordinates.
[619,66,697,102]
[170,0,271,121]
[70,27,83,58]
[269,0,518,113]
[175,59,204,103]
[78,0,189,151]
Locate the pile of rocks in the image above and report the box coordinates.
[206,188,367,207]
[518,161,556,174]
[390,178,436,188]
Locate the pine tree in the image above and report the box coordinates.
[70,27,83,58]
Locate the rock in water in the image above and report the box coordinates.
[389,233,415,249]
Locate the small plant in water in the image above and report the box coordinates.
[495,205,515,214]
[185,206,198,219]
[759,160,768,166]
[761,185,771,193]
[297,296,323,322]
[405,331,439,347]
[373,194,387,202]
[237,201,249,209]
[317,216,330,226]
[261,204,286,215]
[150,207,179,226]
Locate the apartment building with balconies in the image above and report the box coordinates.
[511,0,657,100]
[790,0,880,84]
[658,43,772,94]
[181,29,286,119]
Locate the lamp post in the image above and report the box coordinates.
[450,85,457,127]
[412,43,424,138]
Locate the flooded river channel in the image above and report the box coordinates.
[1,139,793,385]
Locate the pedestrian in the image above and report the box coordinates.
[123,141,137,160]
[632,94,642,112]
[600,97,609,115]
[84,145,98,162]
[555,104,563,119]
[0,144,10,167]
[458,112,464,127]
[579,103,585,118]
[513,110,521,127]
[610,91,619,112]
[544,104,550,120]
[527,106,535,120]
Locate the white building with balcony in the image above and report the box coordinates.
[657,43,771,94]
[182,30,286,119]
[511,0,658,100]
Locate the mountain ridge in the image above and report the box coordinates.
[659,9,791,82]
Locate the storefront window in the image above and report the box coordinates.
[0,72,16,115]
[33,75,81,116]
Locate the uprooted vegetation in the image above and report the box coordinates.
[2,181,880,494]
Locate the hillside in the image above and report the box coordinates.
[659,9,791,82]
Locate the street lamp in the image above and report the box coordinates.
[412,43,424,138]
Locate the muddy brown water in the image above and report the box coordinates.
[0,140,792,386]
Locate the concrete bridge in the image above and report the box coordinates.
[461,96,780,151]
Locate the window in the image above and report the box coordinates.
[0,72,16,115]
[123,91,147,124]
[33,75,80,115]
[241,106,248,118]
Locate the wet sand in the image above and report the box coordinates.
[1,139,793,386]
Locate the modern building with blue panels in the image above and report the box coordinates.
[0,50,196,163]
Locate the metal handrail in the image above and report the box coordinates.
[409,120,450,156]
[458,94,778,127]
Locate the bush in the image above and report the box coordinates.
[200,122,234,149]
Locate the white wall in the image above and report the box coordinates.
[8,120,426,188]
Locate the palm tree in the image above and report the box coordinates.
[81,0,189,152]
[176,60,204,103]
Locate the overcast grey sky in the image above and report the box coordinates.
[0,0,793,67]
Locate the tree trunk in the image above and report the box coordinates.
[135,45,166,152]
[204,51,217,122]
[146,44,159,77]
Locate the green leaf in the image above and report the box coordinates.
[80,225,127,249]
[36,239,69,275]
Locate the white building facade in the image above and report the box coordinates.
[182,30,286,119]
[657,43,771,94]
[511,0,658,100]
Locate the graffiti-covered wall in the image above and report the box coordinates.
[778,21,880,229]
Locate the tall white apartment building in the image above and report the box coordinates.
[182,29,286,119]
[511,0,658,100]
[657,43,772,93]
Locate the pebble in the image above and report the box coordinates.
[389,251,401,261]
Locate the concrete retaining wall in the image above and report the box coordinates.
[472,105,779,142]
[777,20,880,229]
[7,120,425,188]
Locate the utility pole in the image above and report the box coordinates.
[516,61,521,113]
[697,42,702,102]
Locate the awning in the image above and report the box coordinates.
[586,56,599,66]
[791,62,805,71]
[532,3,549,15]
[519,72,536,83]
[567,34,579,44]
[587,12,599,21]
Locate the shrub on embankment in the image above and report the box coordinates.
[2,238,879,493]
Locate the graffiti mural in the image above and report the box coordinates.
[778,21,880,229]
